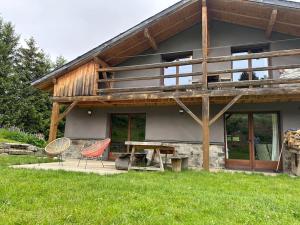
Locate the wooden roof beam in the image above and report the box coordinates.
[144,28,158,51]
[266,9,278,39]
[94,56,110,68]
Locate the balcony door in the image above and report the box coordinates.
[225,112,280,171]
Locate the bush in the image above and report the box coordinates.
[0,128,46,148]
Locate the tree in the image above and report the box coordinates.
[10,38,53,136]
[15,37,52,83]
[13,39,68,137]
[53,55,67,69]
[239,71,259,81]
[0,17,19,78]
[0,16,68,139]
[0,17,19,128]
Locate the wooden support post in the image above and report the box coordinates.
[266,9,278,39]
[48,102,60,143]
[93,60,99,96]
[202,0,208,90]
[202,95,210,171]
[176,63,179,91]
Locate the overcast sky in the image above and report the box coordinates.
[0,0,299,61]
[0,0,180,61]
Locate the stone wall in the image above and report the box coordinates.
[65,139,225,169]
[161,143,225,169]
[0,143,44,156]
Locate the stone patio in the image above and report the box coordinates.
[12,159,127,175]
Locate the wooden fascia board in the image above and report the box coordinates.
[52,86,300,103]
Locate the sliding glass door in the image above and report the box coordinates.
[225,113,252,169]
[225,112,280,170]
[253,113,280,170]
[110,114,146,155]
[110,115,129,153]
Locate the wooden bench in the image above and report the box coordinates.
[170,156,189,172]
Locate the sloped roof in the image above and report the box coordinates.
[32,0,300,90]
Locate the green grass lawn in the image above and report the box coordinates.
[0,156,300,225]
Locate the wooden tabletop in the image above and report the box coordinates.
[114,152,147,156]
[125,141,175,148]
[125,141,163,146]
[125,141,175,154]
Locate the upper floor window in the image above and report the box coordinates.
[162,52,193,86]
[231,45,269,82]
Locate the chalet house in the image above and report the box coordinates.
[32,0,300,172]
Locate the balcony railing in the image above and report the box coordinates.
[97,49,300,95]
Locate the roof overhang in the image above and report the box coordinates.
[32,0,300,90]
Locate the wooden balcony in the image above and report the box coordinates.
[77,49,300,102]
[52,49,300,106]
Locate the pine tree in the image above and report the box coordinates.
[0,17,19,127]
[239,71,259,81]
[16,37,52,83]
[12,38,53,135]
[0,16,67,138]
[53,55,67,69]
[0,17,19,78]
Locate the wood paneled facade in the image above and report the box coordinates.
[53,61,98,97]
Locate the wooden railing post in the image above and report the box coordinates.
[202,0,208,90]
[202,95,210,171]
[93,60,100,96]
[48,102,60,143]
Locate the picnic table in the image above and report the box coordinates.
[125,141,176,172]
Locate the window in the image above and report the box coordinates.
[162,52,193,86]
[231,45,269,82]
